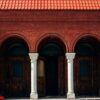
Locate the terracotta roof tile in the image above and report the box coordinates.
[0,0,100,10]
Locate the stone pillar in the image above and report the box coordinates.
[66,53,75,99]
[29,53,38,99]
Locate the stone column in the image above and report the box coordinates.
[66,53,75,99]
[29,53,38,99]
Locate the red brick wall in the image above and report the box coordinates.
[0,10,100,52]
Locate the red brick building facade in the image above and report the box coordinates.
[0,0,100,99]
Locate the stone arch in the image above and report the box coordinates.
[72,34,100,52]
[35,33,68,53]
[0,33,31,52]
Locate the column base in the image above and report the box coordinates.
[30,92,38,100]
[67,92,75,99]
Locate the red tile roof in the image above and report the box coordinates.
[0,0,100,10]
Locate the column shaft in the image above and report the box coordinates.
[66,53,75,99]
[29,53,38,99]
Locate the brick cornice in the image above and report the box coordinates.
[0,10,100,22]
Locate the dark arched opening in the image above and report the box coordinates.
[37,37,66,97]
[74,36,100,97]
[0,37,30,98]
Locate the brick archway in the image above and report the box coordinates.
[0,36,31,98]
[37,35,67,97]
[74,36,100,96]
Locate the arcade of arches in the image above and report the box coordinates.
[0,36,100,99]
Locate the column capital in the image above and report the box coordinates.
[65,53,76,60]
[29,53,39,61]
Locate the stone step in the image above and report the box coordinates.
[5,98,100,100]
